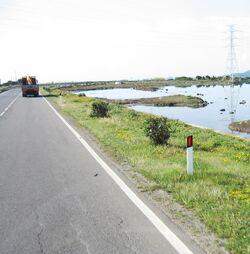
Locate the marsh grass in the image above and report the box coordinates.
[230,120,250,134]
[108,95,208,108]
[44,89,250,254]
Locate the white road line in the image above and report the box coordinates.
[43,97,194,254]
[0,93,21,117]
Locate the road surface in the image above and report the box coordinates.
[0,89,205,254]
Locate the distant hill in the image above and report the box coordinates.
[237,70,250,78]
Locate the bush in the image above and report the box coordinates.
[144,117,170,145]
[90,100,109,117]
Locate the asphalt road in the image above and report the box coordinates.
[0,89,205,254]
[0,89,20,116]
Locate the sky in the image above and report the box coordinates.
[0,0,250,83]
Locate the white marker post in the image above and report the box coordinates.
[187,135,193,175]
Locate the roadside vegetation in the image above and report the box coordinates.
[90,100,109,117]
[144,117,170,145]
[43,88,250,254]
[0,85,11,93]
[0,81,19,93]
[230,120,250,134]
[108,95,208,108]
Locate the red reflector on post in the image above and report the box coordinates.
[187,135,193,148]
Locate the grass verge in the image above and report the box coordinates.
[43,88,250,254]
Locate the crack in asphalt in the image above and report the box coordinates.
[34,210,45,254]
[37,228,44,254]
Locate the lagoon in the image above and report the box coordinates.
[77,84,250,139]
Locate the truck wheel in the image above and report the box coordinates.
[22,93,26,97]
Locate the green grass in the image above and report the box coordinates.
[43,88,250,254]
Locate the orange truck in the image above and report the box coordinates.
[21,76,39,97]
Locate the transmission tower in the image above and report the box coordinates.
[225,24,241,123]
[227,25,239,84]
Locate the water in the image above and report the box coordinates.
[76,85,250,139]
[77,88,165,100]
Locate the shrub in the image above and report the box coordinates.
[90,100,109,117]
[144,117,170,145]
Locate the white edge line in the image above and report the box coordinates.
[43,96,194,254]
[0,92,21,117]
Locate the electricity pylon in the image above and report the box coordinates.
[225,24,241,123]
[227,25,239,84]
